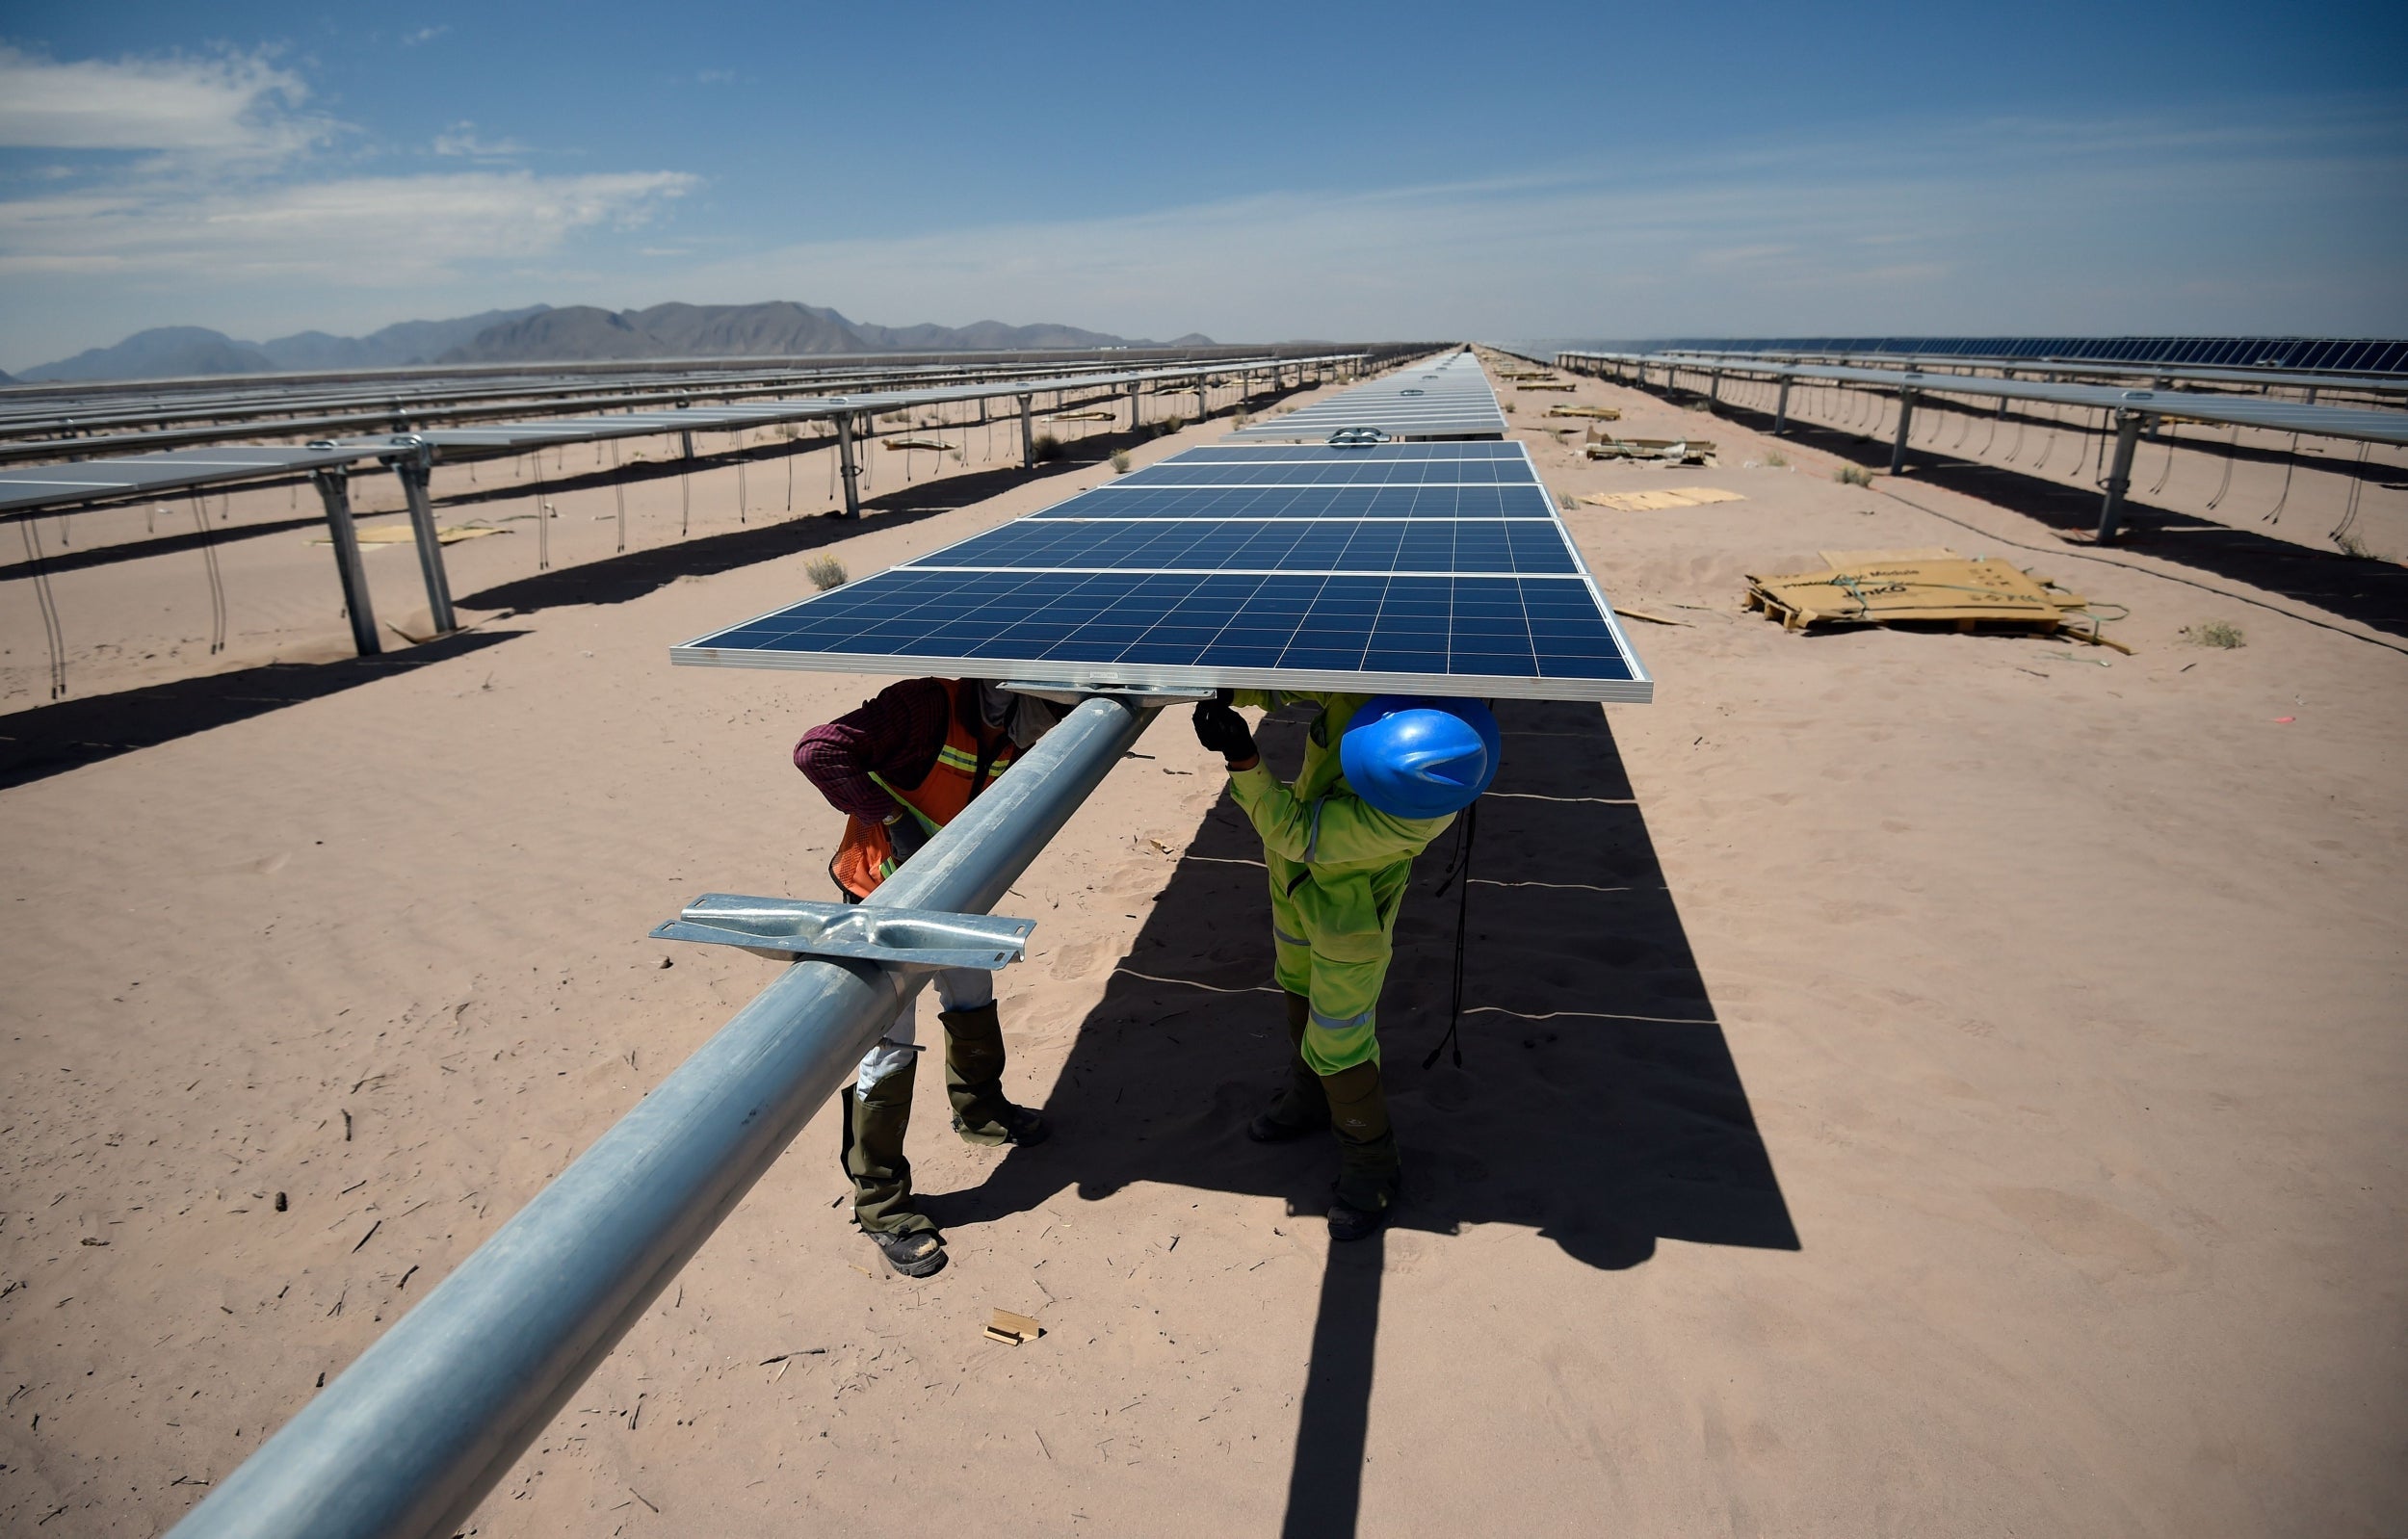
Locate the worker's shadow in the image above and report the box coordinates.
[920,698,1797,1536]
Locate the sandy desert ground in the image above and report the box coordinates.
[2,356,2403,1537]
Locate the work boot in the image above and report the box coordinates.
[941,1003,1049,1147]
[1248,990,1329,1143]
[1320,1058,1399,1242]
[838,1061,945,1276]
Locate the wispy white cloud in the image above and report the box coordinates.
[0,44,327,161]
[0,170,694,281]
[0,47,693,311]
[431,121,529,159]
[401,25,449,46]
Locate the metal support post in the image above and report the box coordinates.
[165,695,1162,1539]
[1773,378,1792,436]
[1018,394,1034,467]
[1708,370,1721,410]
[2096,410,2145,543]
[1128,380,1140,430]
[1890,390,1917,475]
[680,430,694,461]
[391,448,458,635]
[835,414,860,518]
[311,469,380,657]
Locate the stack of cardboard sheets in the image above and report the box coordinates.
[1744,547,2130,650]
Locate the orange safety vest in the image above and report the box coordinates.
[829,680,1016,899]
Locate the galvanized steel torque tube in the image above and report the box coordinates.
[166,693,1161,1539]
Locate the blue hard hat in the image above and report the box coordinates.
[1339,696,1502,821]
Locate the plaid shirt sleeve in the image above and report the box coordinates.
[793,678,955,823]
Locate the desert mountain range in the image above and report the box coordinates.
[15,302,1213,383]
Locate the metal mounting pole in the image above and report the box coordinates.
[165,695,1162,1539]
[390,448,458,635]
[1128,380,1140,430]
[1707,370,1721,410]
[1018,394,1034,467]
[680,430,695,461]
[1890,390,1917,475]
[836,414,860,519]
[312,469,380,657]
[1773,378,1792,436]
[2096,410,2145,543]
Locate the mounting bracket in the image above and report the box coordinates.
[650,894,1034,970]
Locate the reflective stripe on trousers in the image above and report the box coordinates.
[1269,876,1385,1077]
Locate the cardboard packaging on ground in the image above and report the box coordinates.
[1744,547,2132,650]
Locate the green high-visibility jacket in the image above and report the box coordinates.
[1226,691,1453,1072]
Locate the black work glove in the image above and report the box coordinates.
[883,809,932,866]
[1191,691,1257,765]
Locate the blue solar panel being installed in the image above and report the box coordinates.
[672,440,1650,702]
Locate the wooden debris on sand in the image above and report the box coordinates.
[984,1308,1043,1346]
[1585,432,1716,465]
[1515,381,1576,392]
[1744,547,2132,651]
[883,436,954,452]
[1049,410,1115,422]
[1582,486,1744,511]
[1612,605,1691,627]
[1547,404,1621,420]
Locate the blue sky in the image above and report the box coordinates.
[1,0,2402,368]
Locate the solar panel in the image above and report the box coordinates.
[672,439,1651,703]
[1224,351,1511,442]
[0,443,381,515]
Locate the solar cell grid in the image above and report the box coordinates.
[912,516,1578,576]
[1225,351,1510,442]
[1034,482,1556,521]
[673,437,1650,702]
[1171,441,1528,463]
[1115,457,1535,488]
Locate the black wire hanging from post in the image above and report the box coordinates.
[2331,440,2372,548]
[2205,426,2238,510]
[2264,433,2302,524]
[2148,424,2179,495]
[191,489,226,654]
[18,517,67,699]
[1423,801,1480,1072]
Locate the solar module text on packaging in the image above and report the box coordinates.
[672,438,1652,704]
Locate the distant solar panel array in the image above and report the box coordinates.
[1553,352,2408,449]
[675,433,1651,703]
[1226,350,1508,441]
[1528,336,2408,377]
[0,357,1358,518]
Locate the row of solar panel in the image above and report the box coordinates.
[1114,458,1534,487]
[672,414,1653,700]
[1172,441,1526,463]
[681,569,1634,682]
[1027,483,1554,521]
[1565,336,2408,375]
[914,517,1578,575]
[1226,352,1511,440]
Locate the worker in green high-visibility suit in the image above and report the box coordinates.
[1192,690,1501,1240]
